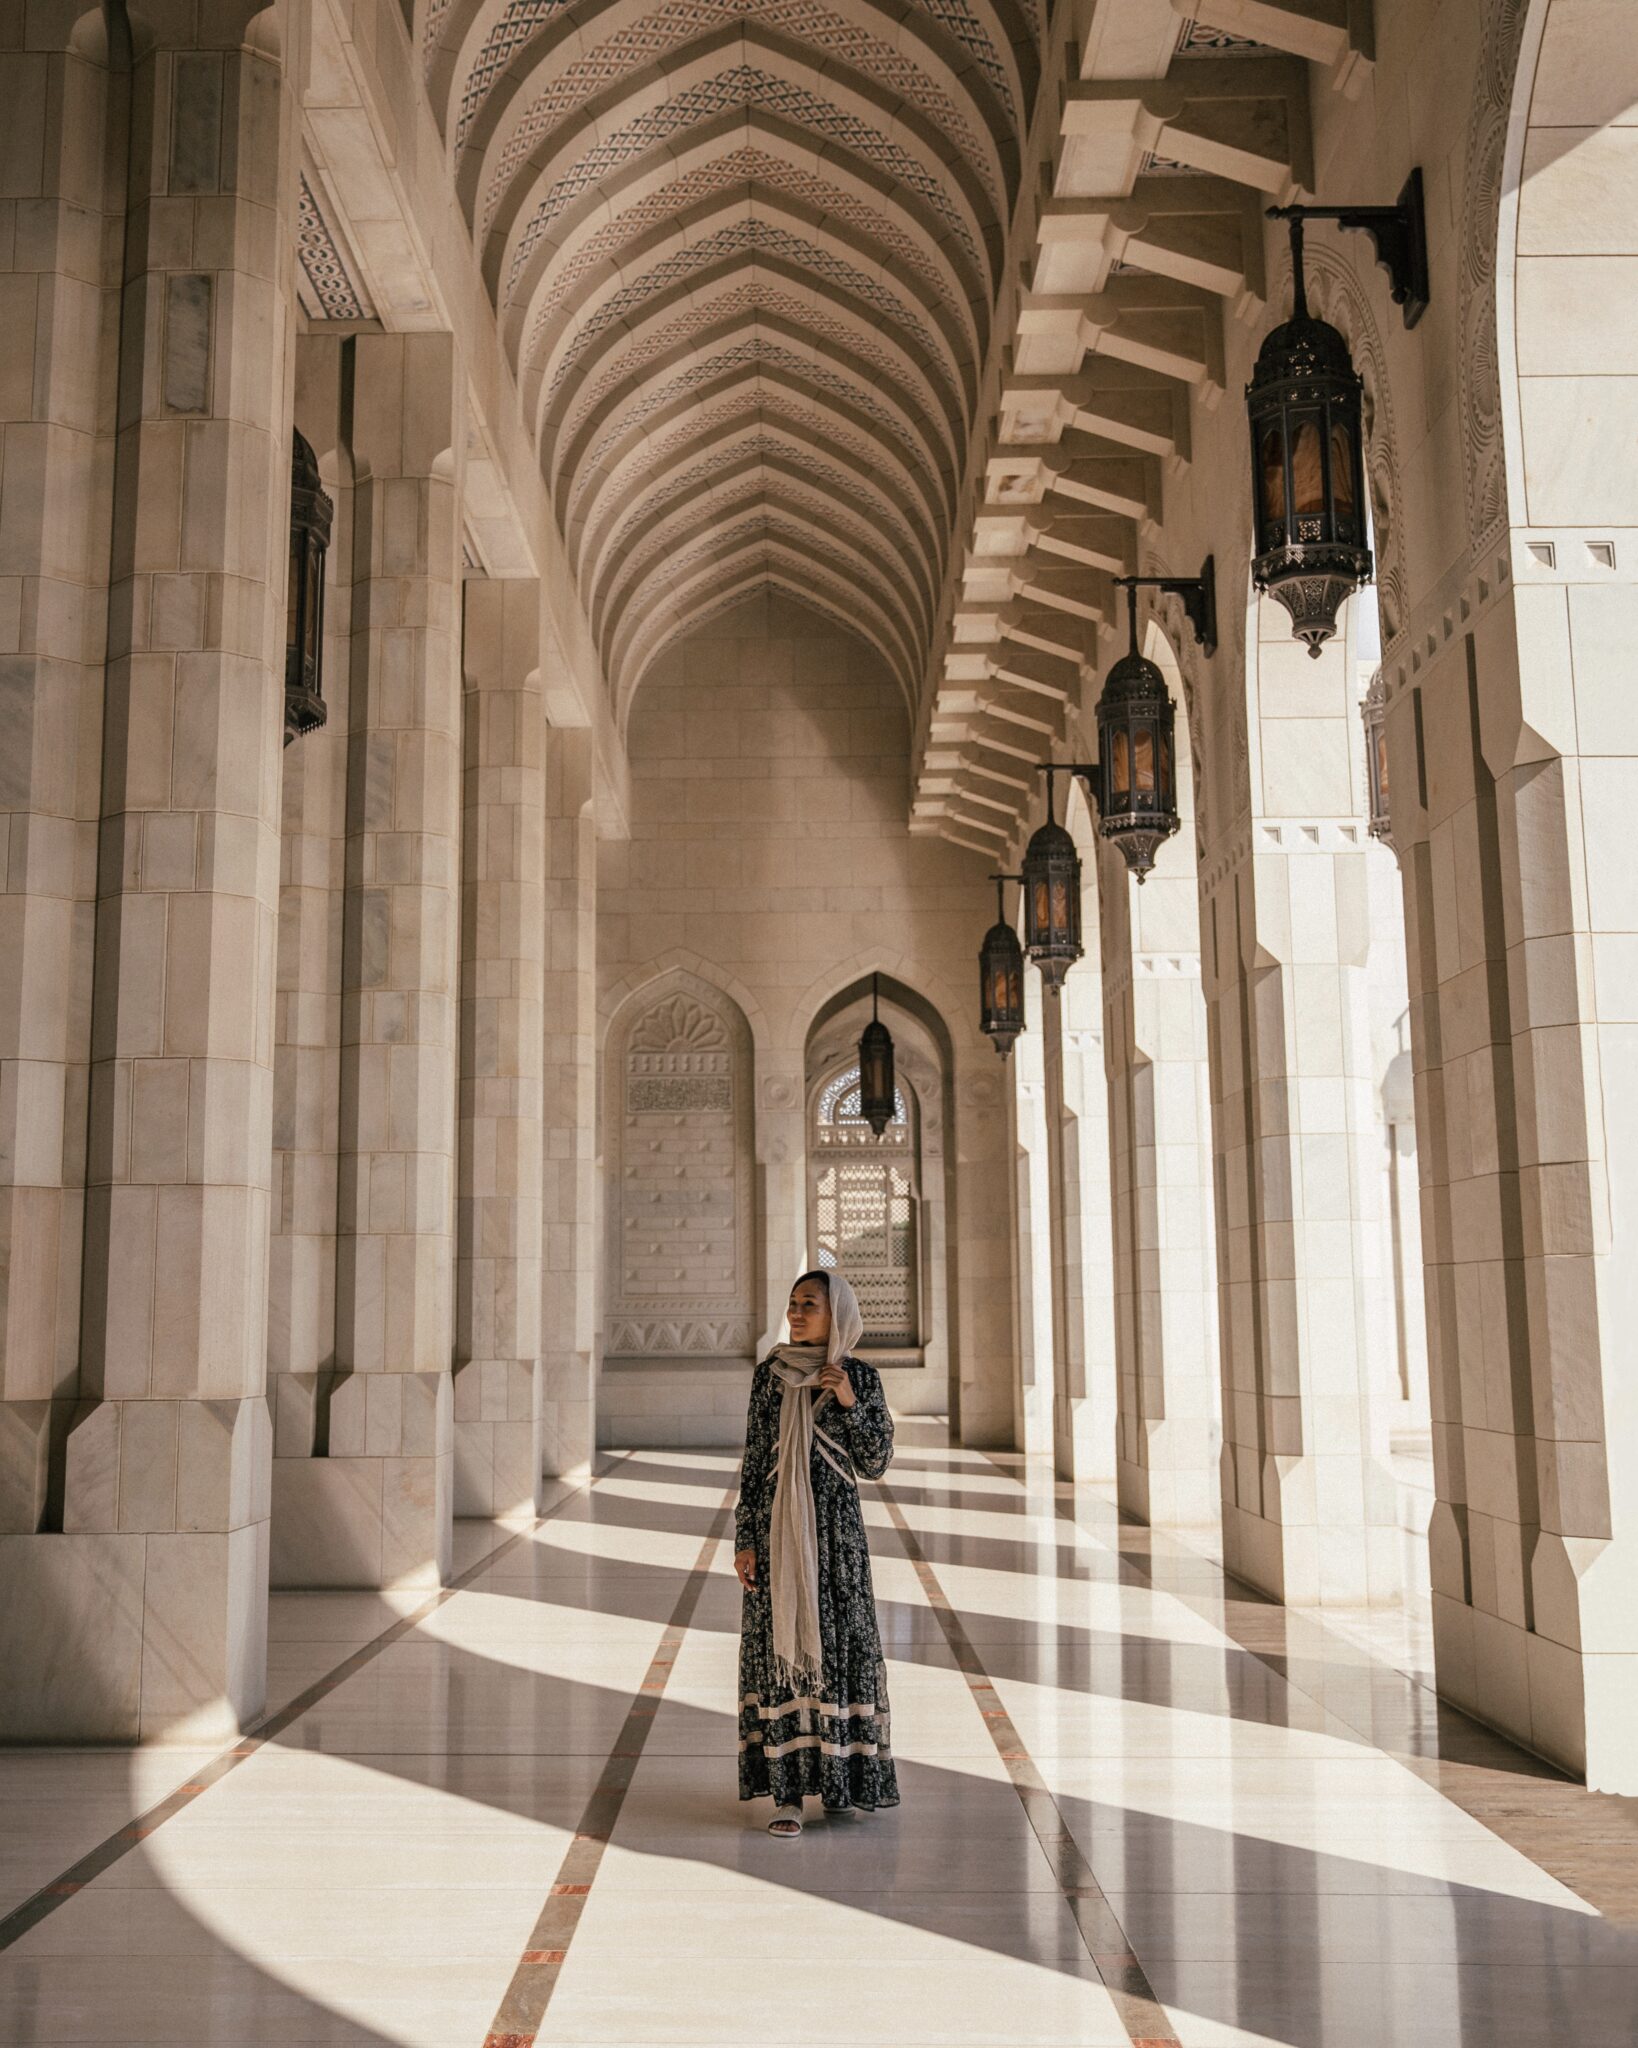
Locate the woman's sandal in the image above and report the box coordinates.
[767,1805,804,1837]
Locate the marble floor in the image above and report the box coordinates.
[3,1424,1638,2046]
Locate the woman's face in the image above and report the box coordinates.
[787,1279,832,1347]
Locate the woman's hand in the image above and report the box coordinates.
[817,1362,856,1408]
[734,1548,758,1590]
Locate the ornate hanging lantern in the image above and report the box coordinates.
[1061,563,1213,885]
[1092,582,1181,882]
[1020,766,1081,996]
[285,428,333,745]
[1361,667,1392,847]
[858,974,896,1138]
[1250,176,1428,659]
[978,873,1025,1059]
[1246,217,1370,658]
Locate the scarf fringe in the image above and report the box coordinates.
[772,1653,824,1699]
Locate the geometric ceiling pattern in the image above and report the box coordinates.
[424,0,1038,718]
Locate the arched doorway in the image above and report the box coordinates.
[809,1062,920,1349]
[803,978,951,1416]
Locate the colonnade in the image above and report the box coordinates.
[0,9,602,1739]
[2,0,1638,1811]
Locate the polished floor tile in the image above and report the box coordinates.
[2,1432,1637,2048]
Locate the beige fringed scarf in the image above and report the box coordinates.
[767,1271,864,1694]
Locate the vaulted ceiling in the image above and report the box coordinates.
[420,0,1041,718]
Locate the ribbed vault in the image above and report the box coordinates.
[424,0,1038,719]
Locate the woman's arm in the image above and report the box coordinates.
[837,1361,894,1479]
[734,1362,776,1553]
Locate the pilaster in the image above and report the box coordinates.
[317,328,462,1587]
[0,15,115,1537]
[539,727,596,1480]
[454,577,544,1516]
[1059,966,1118,1484]
[1102,842,1220,1529]
[268,333,350,1582]
[1203,612,1399,1603]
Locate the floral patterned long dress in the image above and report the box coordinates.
[735,1355,899,1811]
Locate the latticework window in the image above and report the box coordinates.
[811,1064,918,1347]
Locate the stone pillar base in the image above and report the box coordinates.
[0,1398,75,1533]
[0,1522,269,1743]
[1221,1450,1401,1605]
[1427,1524,1638,1795]
[272,1372,453,1588]
[1067,1400,1116,1487]
[540,1358,594,1482]
[1117,1416,1219,1527]
[0,1396,273,1739]
[454,1359,537,1516]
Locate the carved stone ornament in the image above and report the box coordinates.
[608,978,755,1363]
[628,995,731,1055]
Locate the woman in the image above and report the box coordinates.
[733,1269,898,1835]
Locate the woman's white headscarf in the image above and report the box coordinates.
[765,1270,864,1691]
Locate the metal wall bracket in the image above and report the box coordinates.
[1268,168,1429,329]
[1117,556,1217,657]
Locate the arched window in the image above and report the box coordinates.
[810,1062,919,1349]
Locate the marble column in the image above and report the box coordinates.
[0,17,112,1543]
[1203,606,1397,1603]
[1040,985,1077,1478]
[1059,948,1119,1483]
[454,578,543,1516]
[1101,838,1220,1529]
[1394,587,1638,1790]
[1012,966,1056,1457]
[0,7,298,1739]
[539,726,597,1480]
[268,334,350,1579]
[326,330,462,1586]
[953,1045,1015,1447]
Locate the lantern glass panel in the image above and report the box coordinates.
[1289,410,1325,522]
[305,537,323,665]
[287,529,302,660]
[1330,418,1358,536]
[1109,728,1130,801]
[1132,725,1156,795]
[1259,422,1286,532]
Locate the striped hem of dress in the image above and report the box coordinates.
[739,1730,882,1759]
[739,1693,876,1718]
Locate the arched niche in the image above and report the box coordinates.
[803,977,951,1416]
[601,970,757,1372]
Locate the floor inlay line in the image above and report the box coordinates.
[0,1472,605,1957]
[877,1477,1183,2048]
[480,1481,737,2048]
